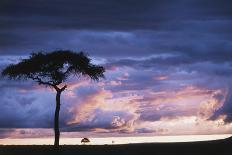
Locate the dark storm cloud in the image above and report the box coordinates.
[0,81,73,128]
[106,55,232,73]
[0,0,231,56]
[211,87,232,123]
[0,0,231,30]
[0,129,15,138]
[0,88,52,128]
[0,0,163,30]
[138,107,194,122]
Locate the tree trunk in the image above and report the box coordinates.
[54,90,61,147]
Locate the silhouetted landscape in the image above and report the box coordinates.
[1,0,232,154]
[0,137,232,155]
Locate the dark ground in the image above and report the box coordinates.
[0,137,231,155]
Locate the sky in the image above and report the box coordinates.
[0,0,232,139]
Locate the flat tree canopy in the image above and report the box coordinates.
[2,50,105,87]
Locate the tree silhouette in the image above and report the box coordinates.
[1,50,105,147]
[81,138,90,144]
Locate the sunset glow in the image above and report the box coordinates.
[0,0,232,145]
[1,135,231,145]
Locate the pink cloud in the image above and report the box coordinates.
[153,75,169,81]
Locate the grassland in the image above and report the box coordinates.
[0,137,231,155]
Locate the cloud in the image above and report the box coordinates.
[137,86,227,121]
[67,87,113,124]
[63,85,139,133]
[210,87,232,123]
[0,0,231,30]
[0,128,53,138]
[111,116,126,128]
[0,0,232,137]
[137,116,232,135]
[0,80,72,128]
[0,0,231,60]
[0,129,16,138]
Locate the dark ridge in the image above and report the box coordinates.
[0,138,231,155]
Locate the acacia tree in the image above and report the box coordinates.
[1,50,105,147]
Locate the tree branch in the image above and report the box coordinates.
[61,85,67,91]
[53,84,67,92]
[28,75,54,87]
[63,66,73,75]
[53,85,60,92]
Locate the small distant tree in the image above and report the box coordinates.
[1,50,105,147]
[81,138,90,144]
